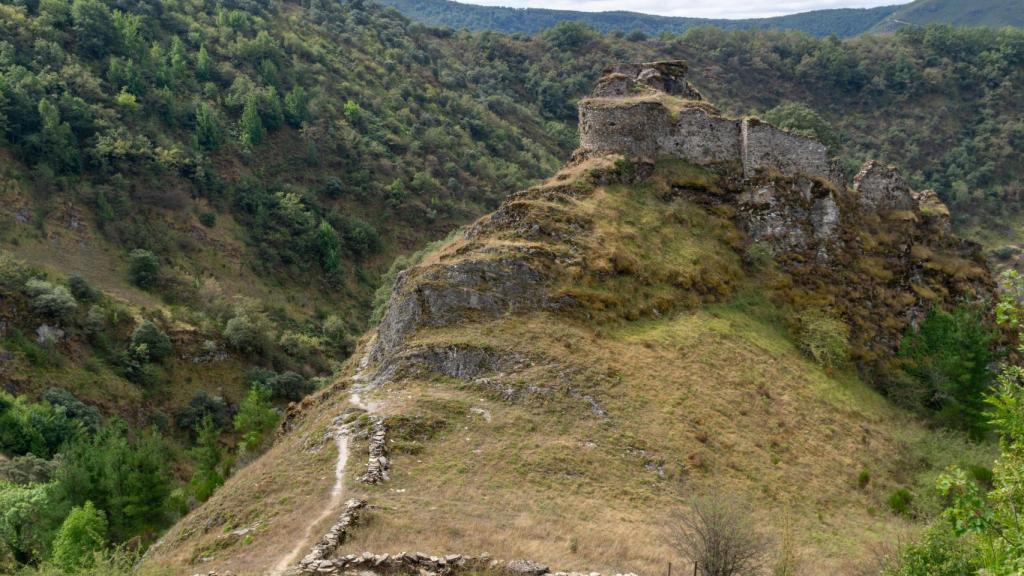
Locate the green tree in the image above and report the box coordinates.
[195,45,213,81]
[130,321,172,363]
[51,501,107,571]
[71,0,119,58]
[316,219,341,272]
[762,102,840,152]
[25,279,78,323]
[239,93,263,150]
[195,102,221,151]
[283,86,309,128]
[233,385,279,454]
[27,99,80,173]
[126,249,159,290]
[0,481,61,565]
[188,417,224,502]
[899,306,997,437]
[54,421,170,542]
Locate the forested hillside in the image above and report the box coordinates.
[872,0,1024,32]
[2,0,1024,571]
[378,0,899,38]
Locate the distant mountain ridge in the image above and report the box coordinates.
[376,0,1023,37]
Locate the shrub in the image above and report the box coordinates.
[0,454,59,485]
[43,388,102,433]
[857,469,871,489]
[198,211,217,228]
[796,309,849,370]
[224,313,273,356]
[25,279,78,322]
[67,274,97,302]
[671,490,767,576]
[0,252,33,292]
[278,331,321,360]
[130,321,172,363]
[176,392,230,432]
[51,501,107,571]
[882,526,978,576]
[268,371,314,402]
[887,488,914,517]
[126,249,159,290]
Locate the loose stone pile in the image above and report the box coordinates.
[297,499,366,573]
[299,551,639,576]
[360,418,389,484]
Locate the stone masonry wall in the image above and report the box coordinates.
[578,63,833,183]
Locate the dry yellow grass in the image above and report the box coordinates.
[142,160,994,576]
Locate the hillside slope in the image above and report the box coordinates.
[141,63,995,576]
[871,0,1024,31]
[377,0,899,37]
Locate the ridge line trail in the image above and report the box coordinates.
[270,355,380,575]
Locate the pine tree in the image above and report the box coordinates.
[284,86,309,128]
[239,93,263,151]
[195,45,213,81]
[188,417,224,502]
[194,102,221,151]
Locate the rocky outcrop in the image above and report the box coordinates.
[368,258,556,367]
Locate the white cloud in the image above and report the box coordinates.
[455,0,913,20]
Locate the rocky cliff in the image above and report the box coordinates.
[145,62,996,576]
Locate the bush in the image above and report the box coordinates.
[0,454,58,485]
[278,331,321,361]
[126,249,159,290]
[0,392,80,459]
[42,388,102,433]
[130,321,172,363]
[224,313,273,356]
[672,490,767,576]
[857,469,871,489]
[25,280,78,323]
[176,392,230,432]
[270,371,314,402]
[51,501,107,572]
[67,274,97,302]
[882,526,978,576]
[0,253,33,292]
[887,488,914,517]
[198,212,217,228]
[796,309,849,370]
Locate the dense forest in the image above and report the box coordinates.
[377,0,898,38]
[1,0,1024,572]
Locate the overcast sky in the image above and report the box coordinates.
[457,0,914,19]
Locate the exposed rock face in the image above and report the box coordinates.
[368,258,555,366]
